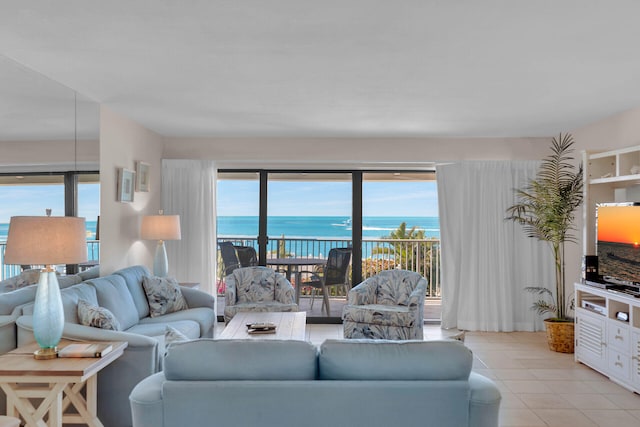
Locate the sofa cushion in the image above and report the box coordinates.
[88,276,139,330]
[113,265,152,319]
[142,276,188,317]
[0,285,39,315]
[138,307,215,338]
[318,339,472,380]
[165,325,190,353]
[164,339,318,381]
[57,283,99,323]
[128,319,201,339]
[56,274,83,288]
[374,270,420,306]
[77,299,121,331]
[342,303,417,327]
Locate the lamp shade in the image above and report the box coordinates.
[141,215,181,241]
[4,216,88,265]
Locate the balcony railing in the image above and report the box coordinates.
[0,240,100,280]
[218,236,441,298]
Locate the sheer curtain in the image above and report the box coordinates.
[162,159,216,295]
[437,161,553,332]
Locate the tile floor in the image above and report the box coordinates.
[216,322,640,427]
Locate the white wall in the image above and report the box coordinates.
[0,139,98,172]
[99,106,164,274]
[163,136,550,167]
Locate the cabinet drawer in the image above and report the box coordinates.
[608,348,631,381]
[607,322,630,352]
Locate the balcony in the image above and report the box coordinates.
[217,236,441,319]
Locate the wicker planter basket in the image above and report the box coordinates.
[544,319,574,353]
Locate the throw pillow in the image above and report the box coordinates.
[165,325,189,355]
[142,276,189,318]
[77,299,121,331]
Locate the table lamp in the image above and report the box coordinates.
[4,214,87,359]
[141,211,181,277]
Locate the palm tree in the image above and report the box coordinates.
[506,133,583,320]
[373,222,432,281]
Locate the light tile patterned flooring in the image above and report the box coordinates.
[216,323,640,427]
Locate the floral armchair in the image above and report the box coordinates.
[342,269,427,340]
[223,266,298,323]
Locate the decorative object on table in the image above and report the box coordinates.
[116,167,135,202]
[58,342,113,358]
[506,133,583,353]
[4,212,87,359]
[246,322,277,334]
[140,210,181,277]
[135,161,150,192]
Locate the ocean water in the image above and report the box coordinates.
[0,217,440,241]
[0,220,98,241]
[217,216,439,239]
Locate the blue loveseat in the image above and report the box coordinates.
[130,338,501,427]
[14,265,216,427]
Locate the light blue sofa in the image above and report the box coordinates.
[130,339,501,427]
[14,265,216,427]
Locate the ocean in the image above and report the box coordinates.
[0,217,440,241]
[0,220,98,242]
[217,216,440,239]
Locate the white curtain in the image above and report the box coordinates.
[437,161,554,332]
[161,159,216,295]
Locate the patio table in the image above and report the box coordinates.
[266,258,326,304]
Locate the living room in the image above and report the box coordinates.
[2,2,640,426]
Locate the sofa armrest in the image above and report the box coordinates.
[347,280,376,305]
[223,274,237,307]
[0,314,17,354]
[468,372,501,427]
[129,372,166,427]
[180,287,216,310]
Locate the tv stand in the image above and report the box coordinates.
[574,282,640,393]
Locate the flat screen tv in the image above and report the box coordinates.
[596,202,640,285]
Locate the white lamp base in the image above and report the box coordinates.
[33,268,64,359]
[153,240,169,277]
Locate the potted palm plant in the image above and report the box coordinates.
[506,133,583,353]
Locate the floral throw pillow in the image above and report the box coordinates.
[77,299,121,331]
[164,325,189,355]
[142,276,189,318]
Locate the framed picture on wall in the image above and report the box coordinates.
[117,168,135,203]
[135,161,150,192]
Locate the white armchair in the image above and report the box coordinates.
[342,269,426,340]
[224,266,299,323]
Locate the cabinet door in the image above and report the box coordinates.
[576,309,607,371]
[633,332,640,390]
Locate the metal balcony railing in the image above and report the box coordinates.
[0,240,100,280]
[217,236,441,298]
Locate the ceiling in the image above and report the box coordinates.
[2,1,640,140]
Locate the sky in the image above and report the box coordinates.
[0,183,100,223]
[597,205,640,244]
[217,180,439,217]
[0,179,439,223]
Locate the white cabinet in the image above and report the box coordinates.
[575,283,639,392]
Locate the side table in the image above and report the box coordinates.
[179,282,200,290]
[0,340,127,427]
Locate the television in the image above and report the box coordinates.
[596,202,640,285]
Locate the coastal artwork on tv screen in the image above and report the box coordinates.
[596,203,640,284]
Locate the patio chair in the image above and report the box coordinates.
[235,245,258,267]
[301,248,351,316]
[219,241,241,275]
[342,269,426,340]
[223,266,298,323]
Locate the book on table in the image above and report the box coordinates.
[58,343,113,358]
